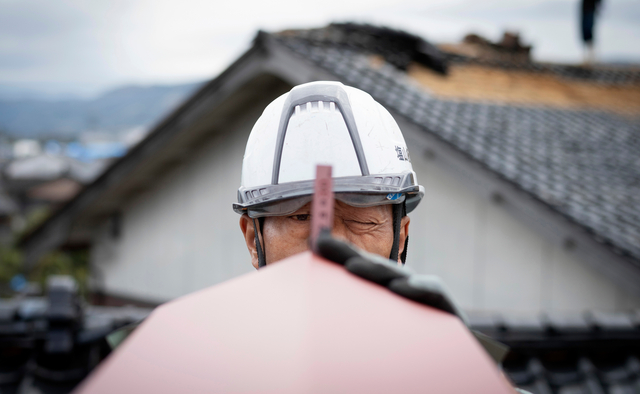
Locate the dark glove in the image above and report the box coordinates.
[315,233,512,364]
[315,232,468,325]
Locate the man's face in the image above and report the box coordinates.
[240,200,410,268]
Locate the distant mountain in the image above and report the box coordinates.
[0,82,204,139]
[0,84,87,101]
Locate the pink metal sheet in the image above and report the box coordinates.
[310,165,333,253]
[76,252,514,394]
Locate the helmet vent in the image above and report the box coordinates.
[244,189,269,202]
[293,101,336,116]
[378,176,402,186]
[270,82,371,184]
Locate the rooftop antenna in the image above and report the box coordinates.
[581,0,602,65]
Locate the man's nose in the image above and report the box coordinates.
[330,218,351,243]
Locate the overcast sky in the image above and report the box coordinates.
[1,0,638,99]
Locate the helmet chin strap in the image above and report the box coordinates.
[400,236,409,264]
[254,202,407,269]
[389,202,407,264]
[253,218,267,268]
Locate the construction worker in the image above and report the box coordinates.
[232,81,482,318]
[234,81,421,269]
[232,79,518,384]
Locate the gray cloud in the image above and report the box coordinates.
[415,0,640,22]
[0,0,638,99]
[0,1,86,37]
[601,0,640,23]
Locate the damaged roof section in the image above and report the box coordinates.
[278,23,448,74]
[278,25,640,114]
[408,63,640,114]
[423,32,640,114]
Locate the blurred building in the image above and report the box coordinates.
[3,154,107,204]
[0,275,151,392]
[0,146,110,245]
[19,24,640,316]
[0,181,17,244]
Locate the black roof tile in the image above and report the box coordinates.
[502,315,547,333]
[588,312,637,331]
[543,313,592,334]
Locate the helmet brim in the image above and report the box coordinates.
[234,173,424,218]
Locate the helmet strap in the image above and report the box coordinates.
[252,217,267,268]
[389,202,406,264]
[400,236,409,264]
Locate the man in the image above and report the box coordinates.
[231,80,517,384]
[233,81,423,269]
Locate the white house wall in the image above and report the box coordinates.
[91,107,261,302]
[408,153,640,313]
[91,103,640,313]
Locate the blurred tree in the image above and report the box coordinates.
[0,247,89,299]
[1,207,89,298]
[30,249,90,298]
[15,206,51,239]
[0,246,22,296]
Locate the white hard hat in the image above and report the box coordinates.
[233,81,424,218]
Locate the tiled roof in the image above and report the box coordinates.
[272,30,640,266]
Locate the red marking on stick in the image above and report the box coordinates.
[310,165,334,254]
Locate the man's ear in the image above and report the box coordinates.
[397,215,410,264]
[239,215,260,270]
